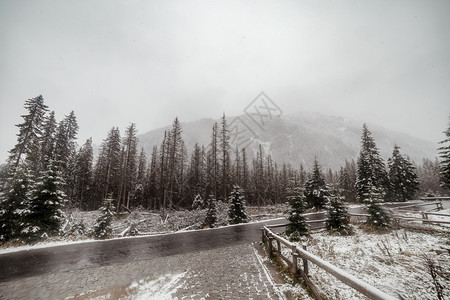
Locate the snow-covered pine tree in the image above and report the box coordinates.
[228,185,248,224]
[286,187,308,241]
[93,198,115,239]
[166,118,183,210]
[387,145,419,201]
[438,116,450,190]
[207,123,219,201]
[133,148,147,208]
[192,194,204,210]
[356,124,389,202]
[73,138,93,209]
[252,144,266,206]
[25,160,66,241]
[403,156,419,199]
[53,111,79,203]
[54,111,79,169]
[204,194,217,228]
[188,143,205,202]
[304,158,329,210]
[233,145,242,187]
[0,166,32,241]
[219,113,231,201]
[8,95,48,175]
[338,166,353,202]
[364,179,390,229]
[145,146,159,210]
[92,127,121,209]
[325,193,351,235]
[118,123,138,211]
[241,148,249,194]
[417,158,445,196]
[40,111,57,172]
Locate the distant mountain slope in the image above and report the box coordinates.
[137,112,438,170]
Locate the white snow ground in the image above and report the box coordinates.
[281,227,449,299]
[124,272,186,300]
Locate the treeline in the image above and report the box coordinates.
[0,96,447,217]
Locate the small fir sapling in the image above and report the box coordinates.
[228,185,248,224]
[93,198,115,239]
[204,194,217,228]
[364,180,390,229]
[286,187,309,241]
[325,193,352,235]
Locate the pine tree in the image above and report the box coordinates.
[219,114,231,201]
[192,194,204,210]
[228,185,248,224]
[118,123,138,210]
[93,198,115,239]
[40,111,57,172]
[25,160,65,241]
[417,158,444,196]
[54,111,79,202]
[388,145,419,201]
[167,118,183,209]
[0,166,31,241]
[204,194,217,228]
[304,158,328,210]
[188,143,205,203]
[74,138,93,209]
[250,144,266,206]
[364,179,390,229]
[207,123,219,200]
[438,116,450,190]
[8,95,48,174]
[356,124,388,202]
[233,145,242,187]
[325,193,351,235]
[241,148,249,201]
[134,148,147,208]
[92,127,121,209]
[286,187,308,241]
[145,146,159,210]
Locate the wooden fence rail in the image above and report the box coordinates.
[420,196,450,201]
[261,226,397,300]
[393,201,443,210]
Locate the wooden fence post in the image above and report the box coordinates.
[261,228,265,243]
[421,212,428,220]
[268,236,274,254]
[302,243,309,276]
[292,244,298,275]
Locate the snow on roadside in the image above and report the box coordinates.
[0,204,288,254]
[0,238,97,255]
[282,228,449,299]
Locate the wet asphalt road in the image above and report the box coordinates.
[0,201,435,283]
[0,218,287,283]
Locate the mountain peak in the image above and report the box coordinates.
[138,113,438,170]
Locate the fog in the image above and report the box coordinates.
[1,0,449,162]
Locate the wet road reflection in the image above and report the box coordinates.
[0,218,285,282]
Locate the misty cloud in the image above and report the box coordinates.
[0,0,449,162]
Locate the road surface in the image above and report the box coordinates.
[0,201,428,283]
[0,218,287,283]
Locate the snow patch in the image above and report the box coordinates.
[125,271,186,300]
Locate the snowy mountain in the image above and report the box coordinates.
[137,112,438,170]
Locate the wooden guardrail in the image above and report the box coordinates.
[393,201,443,211]
[420,196,450,201]
[261,226,397,300]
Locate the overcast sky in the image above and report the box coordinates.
[0,0,449,162]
